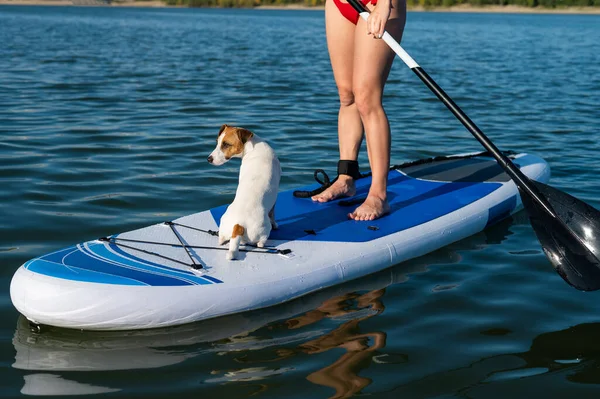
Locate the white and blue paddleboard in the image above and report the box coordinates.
[10,152,550,331]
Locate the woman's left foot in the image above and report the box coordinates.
[348,195,390,221]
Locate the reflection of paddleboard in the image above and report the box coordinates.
[10,152,549,331]
[21,374,120,397]
[13,263,408,372]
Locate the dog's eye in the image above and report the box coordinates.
[222,143,231,149]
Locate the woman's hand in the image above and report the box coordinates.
[366,1,391,39]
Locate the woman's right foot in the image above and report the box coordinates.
[312,175,356,202]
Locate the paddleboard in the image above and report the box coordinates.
[10,152,550,330]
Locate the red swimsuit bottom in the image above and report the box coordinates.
[333,0,377,25]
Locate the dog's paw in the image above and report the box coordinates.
[226,251,237,260]
[257,240,266,248]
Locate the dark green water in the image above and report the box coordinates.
[1,6,600,398]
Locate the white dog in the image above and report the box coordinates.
[208,124,281,260]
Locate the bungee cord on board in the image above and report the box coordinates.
[99,221,292,271]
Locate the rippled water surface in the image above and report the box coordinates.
[1,6,600,398]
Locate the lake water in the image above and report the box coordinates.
[1,5,600,398]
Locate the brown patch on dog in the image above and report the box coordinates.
[220,127,254,159]
[235,128,253,144]
[217,124,228,138]
[232,224,244,238]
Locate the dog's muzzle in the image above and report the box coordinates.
[207,155,214,164]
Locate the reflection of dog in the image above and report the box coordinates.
[207,124,281,260]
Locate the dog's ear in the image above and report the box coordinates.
[236,128,254,144]
[218,124,228,136]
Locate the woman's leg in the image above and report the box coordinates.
[312,0,363,202]
[349,0,406,221]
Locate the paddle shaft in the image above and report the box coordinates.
[346,0,556,218]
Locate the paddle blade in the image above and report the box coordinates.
[520,181,600,291]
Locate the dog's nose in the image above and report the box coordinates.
[207,155,213,164]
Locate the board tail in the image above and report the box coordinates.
[227,224,245,260]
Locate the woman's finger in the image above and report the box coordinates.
[367,15,374,35]
[369,16,379,37]
[371,19,381,39]
[373,20,379,38]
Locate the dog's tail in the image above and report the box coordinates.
[227,224,245,260]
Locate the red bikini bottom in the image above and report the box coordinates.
[332,0,377,25]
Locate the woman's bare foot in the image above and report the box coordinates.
[348,195,390,221]
[312,176,356,202]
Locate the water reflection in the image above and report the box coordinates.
[277,289,387,398]
[517,323,600,385]
[385,322,600,397]
[217,288,386,398]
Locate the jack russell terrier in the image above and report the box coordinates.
[207,124,281,260]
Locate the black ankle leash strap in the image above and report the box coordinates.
[293,160,361,198]
[337,160,360,180]
[292,169,334,198]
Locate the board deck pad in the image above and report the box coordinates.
[215,174,503,243]
[212,156,520,243]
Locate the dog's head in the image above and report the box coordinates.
[207,124,254,166]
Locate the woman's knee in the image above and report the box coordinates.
[337,86,355,108]
[354,86,381,117]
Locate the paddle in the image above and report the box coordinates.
[346,0,600,291]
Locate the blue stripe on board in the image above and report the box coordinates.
[24,243,224,286]
[91,242,216,285]
[32,245,196,286]
[25,258,147,286]
[79,244,207,286]
[200,274,223,283]
[486,195,517,227]
[212,171,503,243]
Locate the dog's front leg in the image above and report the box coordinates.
[257,237,268,248]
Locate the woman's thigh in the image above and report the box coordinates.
[353,0,407,102]
[325,0,358,103]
